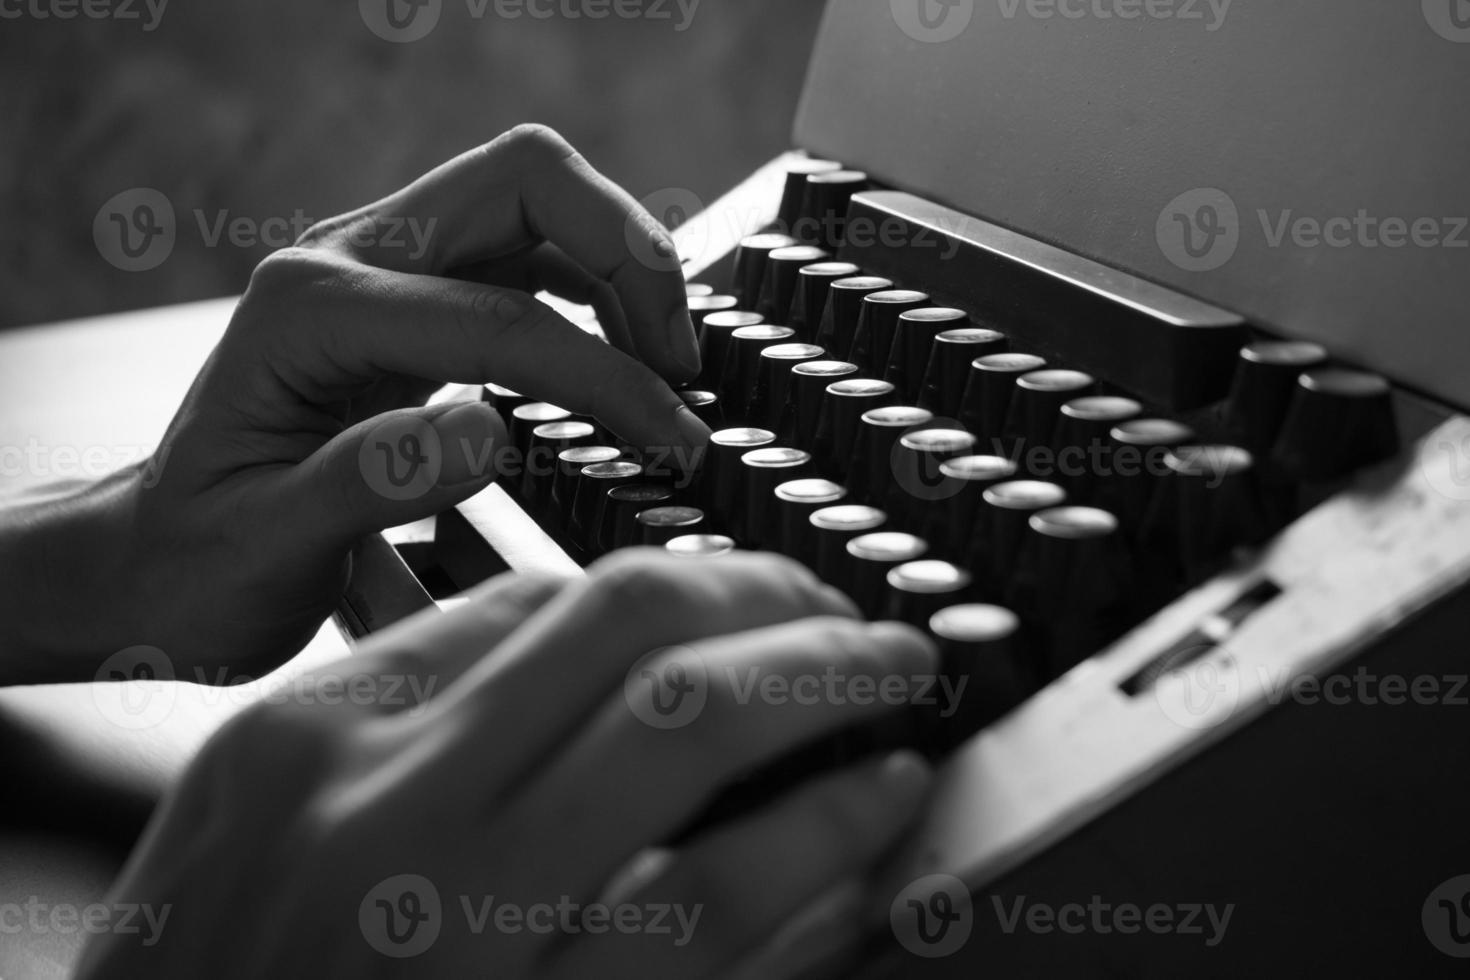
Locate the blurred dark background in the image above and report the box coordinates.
[0,0,826,329]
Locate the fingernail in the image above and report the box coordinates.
[877,750,931,800]
[667,308,700,379]
[866,620,941,673]
[432,402,503,487]
[673,403,712,457]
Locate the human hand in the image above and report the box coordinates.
[2,125,710,682]
[75,552,936,979]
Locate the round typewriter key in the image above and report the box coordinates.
[736,447,813,548]
[1020,506,1129,677]
[510,402,573,463]
[777,157,843,230]
[773,478,848,566]
[1223,341,1329,451]
[971,480,1069,595]
[799,169,868,250]
[780,359,860,444]
[921,454,1020,557]
[815,276,893,361]
[698,310,764,392]
[666,534,737,558]
[482,383,532,420]
[688,293,739,318]
[929,604,1030,745]
[812,378,897,481]
[843,532,930,617]
[810,504,888,586]
[569,460,643,556]
[600,484,675,554]
[1273,368,1398,482]
[793,261,861,340]
[848,290,930,378]
[685,282,715,299]
[886,308,969,404]
[732,233,799,307]
[637,506,708,547]
[678,389,723,430]
[551,446,623,530]
[959,353,1049,454]
[1102,418,1197,528]
[848,405,935,506]
[523,420,597,503]
[749,343,825,431]
[718,325,797,422]
[918,327,1009,419]
[703,427,777,524]
[1053,396,1144,495]
[757,245,831,325]
[1143,445,1267,583]
[885,560,975,628]
[888,427,979,530]
[1004,370,1096,458]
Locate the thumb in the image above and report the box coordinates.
[293,400,509,541]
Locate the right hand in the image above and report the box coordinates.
[76,551,937,979]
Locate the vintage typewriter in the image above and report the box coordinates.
[339,1,1470,974]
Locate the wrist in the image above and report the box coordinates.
[0,465,147,684]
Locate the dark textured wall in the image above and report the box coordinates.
[0,0,825,329]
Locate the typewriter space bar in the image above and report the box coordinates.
[839,191,1249,411]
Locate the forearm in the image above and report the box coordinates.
[0,465,145,685]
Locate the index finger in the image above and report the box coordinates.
[332,125,700,384]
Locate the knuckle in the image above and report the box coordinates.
[246,245,342,300]
[588,549,687,617]
[503,122,575,165]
